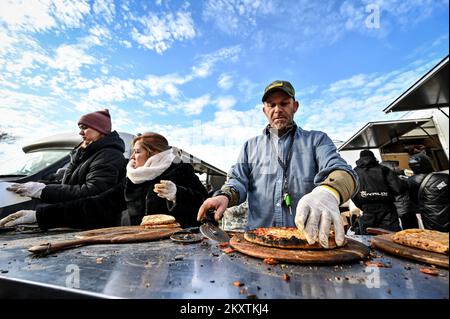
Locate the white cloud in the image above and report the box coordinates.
[327,74,368,93]
[141,73,187,97]
[192,46,241,78]
[49,44,96,73]
[5,51,46,75]
[52,0,90,28]
[203,0,275,35]
[88,78,141,102]
[218,73,233,90]
[0,0,56,32]
[131,11,196,54]
[184,95,212,116]
[121,40,132,48]
[0,0,90,32]
[93,0,115,24]
[215,96,236,111]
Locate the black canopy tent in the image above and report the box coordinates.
[383,56,449,116]
[338,118,431,151]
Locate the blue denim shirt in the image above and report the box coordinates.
[225,124,358,230]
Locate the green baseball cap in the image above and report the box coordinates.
[262,80,295,102]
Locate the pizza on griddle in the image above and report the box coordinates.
[244,227,344,250]
[391,229,448,255]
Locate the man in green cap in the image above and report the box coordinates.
[198,80,358,248]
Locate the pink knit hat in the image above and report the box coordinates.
[78,109,112,135]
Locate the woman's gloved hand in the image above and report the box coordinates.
[295,186,345,248]
[154,180,177,202]
[6,182,46,198]
[0,210,37,227]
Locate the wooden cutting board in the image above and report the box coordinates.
[371,234,449,268]
[28,226,181,254]
[229,233,369,264]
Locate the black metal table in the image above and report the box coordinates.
[0,229,448,299]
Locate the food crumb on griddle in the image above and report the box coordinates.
[263,258,279,265]
[282,273,290,281]
[233,281,244,287]
[420,268,439,276]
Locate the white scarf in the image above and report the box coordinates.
[126,148,176,184]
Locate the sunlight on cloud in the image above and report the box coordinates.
[49,44,96,73]
[88,78,141,102]
[184,95,212,116]
[52,0,90,28]
[217,73,234,90]
[93,0,116,24]
[131,11,196,54]
[216,96,236,111]
[0,0,90,32]
[203,0,275,35]
[192,46,241,78]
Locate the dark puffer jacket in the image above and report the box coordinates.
[40,131,127,203]
[36,183,126,230]
[408,172,449,232]
[124,162,208,228]
[352,156,407,233]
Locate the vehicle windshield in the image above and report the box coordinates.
[0,150,69,176]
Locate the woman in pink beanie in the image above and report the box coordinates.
[5,109,127,212]
[77,109,112,148]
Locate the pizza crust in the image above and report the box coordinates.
[391,229,449,255]
[244,227,344,250]
[140,214,176,226]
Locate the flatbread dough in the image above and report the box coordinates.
[140,214,176,226]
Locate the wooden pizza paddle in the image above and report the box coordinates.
[371,233,449,268]
[28,226,181,255]
[230,233,369,264]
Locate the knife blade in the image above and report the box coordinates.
[199,210,230,243]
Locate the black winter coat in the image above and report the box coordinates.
[408,172,449,232]
[36,162,207,230]
[40,131,127,203]
[124,162,208,228]
[36,183,126,230]
[352,156,407,233]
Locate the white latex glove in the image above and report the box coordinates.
[7,182,46,198]
[295,186,345,248]
[0,210,37,228]
[154,180,177,202]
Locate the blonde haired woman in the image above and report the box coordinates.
[124,132,207,226]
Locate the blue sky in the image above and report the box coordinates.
[0,0,449,171]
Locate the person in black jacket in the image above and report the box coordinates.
[407,153,449,232]
[352,150,407,234]
[1,132,207,230]
[380,160,418,229]
[1,109,127,227]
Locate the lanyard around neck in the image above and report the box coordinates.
[269,127,296,192]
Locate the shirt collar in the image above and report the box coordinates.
[264,121,297,137]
